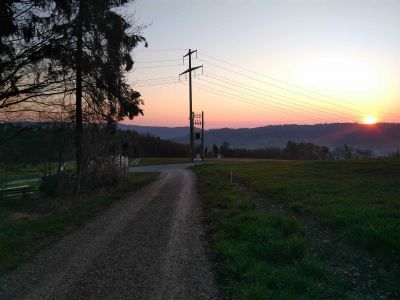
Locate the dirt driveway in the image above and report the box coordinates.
[0,166,217,299]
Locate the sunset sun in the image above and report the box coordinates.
[363,115,377,124]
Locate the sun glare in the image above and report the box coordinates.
[363,115,377,124]
[291,56,382,94]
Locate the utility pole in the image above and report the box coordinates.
[180,49,203,161]
[193,111,205,161]
[201,111,205,160]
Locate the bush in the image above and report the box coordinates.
[40,167,124,197]
[40,173,76,197]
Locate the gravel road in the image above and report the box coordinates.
[0,168,218,299]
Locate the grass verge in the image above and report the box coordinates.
[193,165,344,299]
[0,172,159,273]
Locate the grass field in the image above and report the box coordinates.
[0,166,42,183]
[194,165,344,299]
[0,172,159,273]
[215,159,400,260]
[194,158,400,299]
[0,162,76,184]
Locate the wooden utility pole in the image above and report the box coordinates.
[180,49,203,161]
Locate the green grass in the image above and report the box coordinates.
[0,172,159,273]
[0,166,42,183]
[194,165,344,299]
[135,157,190,166]
[206,159,400,264]
[0,162,76,184]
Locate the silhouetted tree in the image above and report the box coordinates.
[285,141,298,160]
[354,148,373,158]
[50,0,147,174]
[284,141,332,160]
[212,144,219,158]
[318,146,331,160]
[220,141,230,157]
[1,0,147,176]
[343,144,353,159]
[0,1,74,115]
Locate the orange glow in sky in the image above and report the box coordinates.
[121,0,400,129]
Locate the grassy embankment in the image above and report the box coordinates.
[0,172,159,273]
[194,159,400,299]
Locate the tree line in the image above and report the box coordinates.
[207,141,376,160]
[0,123,188,173]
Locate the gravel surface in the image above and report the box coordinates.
[0,169,218,299]
[129,163,200,173]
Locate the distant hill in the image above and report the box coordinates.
[118,124,189,140]
[119,123,400,153]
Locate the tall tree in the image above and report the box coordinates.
[1,0,147,174]
[55,0,147,174]
[0,1,73,117]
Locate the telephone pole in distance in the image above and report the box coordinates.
[180,49,203,161]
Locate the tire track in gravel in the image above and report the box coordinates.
[0,169,218,300]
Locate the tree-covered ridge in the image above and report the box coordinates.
[0,123,188,174]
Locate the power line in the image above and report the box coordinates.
[130,76,179,83]
[132,64,184,70]
[135,81,179,87]
[188,81,329,123]
[195,84,328,123]
[199,51,332,95]
[130,73,350,122]
[197,57,382,118]
[128,50,396,123]
[197,77,335,120]
[198,51,391,118]
[201,72,354,121]
[132,78,181,85]
[195,81,335,123]
[133,80,179,86]
[134,48,187,52]
[205,120,319,126]
[134,59,182,64]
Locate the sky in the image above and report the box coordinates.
[122,0,400,128]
